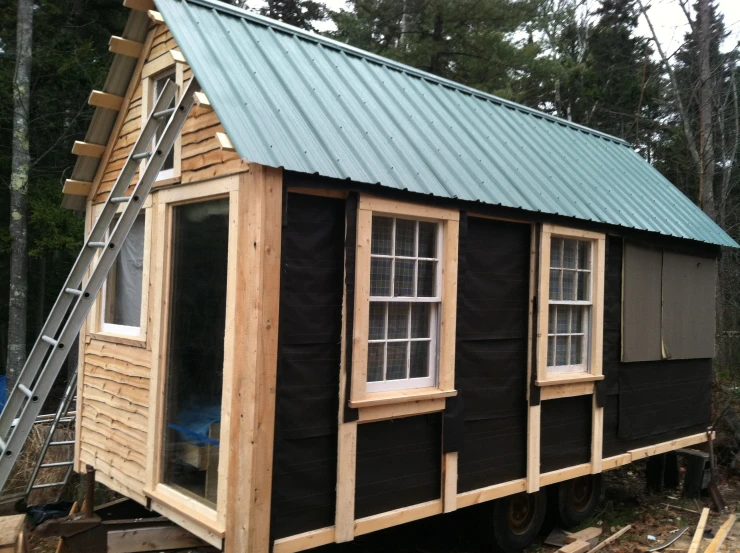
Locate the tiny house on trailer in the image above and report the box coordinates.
[59,0,737,551]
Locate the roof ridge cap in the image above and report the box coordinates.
[173,0,631,147]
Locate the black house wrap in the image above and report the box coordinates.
[540,395,593,473]
[454,217,531,493]
[270,192,346,540]
[601,236,712,458]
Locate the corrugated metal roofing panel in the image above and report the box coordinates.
[156,0,737,248]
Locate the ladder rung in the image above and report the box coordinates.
[110,196,131,204]
[87,241,106,248]
[49,441,74,446]
[39,461,74,469]
[41,336,58,347]
[17,384,33,399]
[132,151,152,161]
[153,107,175,119]
[32,482,66,490]
[65,288,82,297]
[0,438,6,451]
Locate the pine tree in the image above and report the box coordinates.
[259,0,327,31]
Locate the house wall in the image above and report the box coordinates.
[76,20,248,508]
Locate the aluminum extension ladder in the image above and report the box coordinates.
[0,77,200,494]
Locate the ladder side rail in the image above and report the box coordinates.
[23,371,78,499]
[0,80,193,492]
[0,81,180,442]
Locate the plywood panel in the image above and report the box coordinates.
[622,241,662,362]
[662,252,716,359]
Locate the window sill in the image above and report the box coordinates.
[88,331,147,349]
[154,175,181,187]
[536,373,604,387]
[349,387,456,408]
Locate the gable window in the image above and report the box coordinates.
[100,214,146,336]
[141,50,185,184]
[537,225,605,384]
[152,70,176,180]
[367,217,440,392]
[350,196,459,408]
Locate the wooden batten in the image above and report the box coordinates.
[225,165,283,553]
[122,0,155,11]
[72,141,106,158]
[194,91,212,109]
[89,90,124,111]
[216,132,236,153]
[63,179,92,196]
[109,36,144,58]
[148,10,165,24]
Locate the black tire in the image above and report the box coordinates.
[551,474,602,529]
[487,490,548,553]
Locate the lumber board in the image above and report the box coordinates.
[559,541,590,553]
[122,0,154,11]
[565,528,602,543]
[109,36,144,58]
[703,514,736,553]
[89,90,124,111]
[107,526,203,553]
[63,179,92,196]
[585,525,631,553]
[687,507,709,553]
[216,132,236,152]
[72,141,106,158]
[0,515,25,548]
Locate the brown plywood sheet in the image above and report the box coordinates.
[662,252,716,360]
[622,242,662,362]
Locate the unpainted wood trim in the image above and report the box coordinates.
[359,195,460,221]
[273,527,336,553]
[354,500,443,536]
[149,497,223,549]
[349,387,456,408]
[194,91,212,109]
[89,90,124,111]
[72,141,106,158]
[155,175,239,204]
[540,463,591,487]
[601,453,631,471]
[109,35,144,58]
[142,50,185,79]
[146,484,222,534]
[224,165,283,553]
[216,132,236,152]
[63,179,92,196]
[335,421,357,543]
[357,398,445,423]
[456,478,527,509]
[439,218,459,391]
[628,431,710,461]
[540,381,594,400]
[148,10,164,24]
[349,208,372,402]
[122,0,154,11]
[88,27,157,202]
[286,187,348,200]
[443,452,458,513]
[543,223,605,241]
[536,374,604,387]
[591,400,604,474]
[526,404,540,493]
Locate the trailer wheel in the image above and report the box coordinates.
[488,491,547,553]
[552,474,602,529]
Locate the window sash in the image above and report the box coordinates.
[367,216,441,392]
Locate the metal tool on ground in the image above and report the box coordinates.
[0,76,200,495]
[645,526,689,552]
[706,428,726,512]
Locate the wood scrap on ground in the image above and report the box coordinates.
[584,525,632,553]
[702,513,736,553]
[565,527,603,543]
[558,540,590,553]
[687,507,710,553]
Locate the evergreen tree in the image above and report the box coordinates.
[260,0,327,31]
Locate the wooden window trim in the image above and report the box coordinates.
[350,195,459,404]
[146,177,240,536]
[88,200,153,347]
[536,224,605,386]
[141,50,185,184]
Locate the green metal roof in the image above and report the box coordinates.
[156,0,737,248]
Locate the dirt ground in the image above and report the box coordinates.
[24,460,740,552]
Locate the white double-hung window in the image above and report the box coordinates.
[547,237,592,374]
[367,216,440,392]
[537,224,605,384]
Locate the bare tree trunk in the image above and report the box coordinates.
[698,0,716,220]
[7,0,34,393]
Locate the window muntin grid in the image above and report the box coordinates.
[547,237,592,374]
[367,216,441,392]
